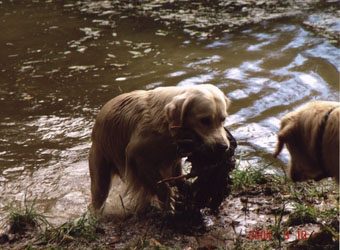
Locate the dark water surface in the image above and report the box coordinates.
[0,1,339,222]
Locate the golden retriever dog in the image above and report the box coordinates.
[89,84,231,214]
[273,100,339,183]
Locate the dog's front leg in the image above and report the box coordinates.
[126,135,177,212]
[155,181,175,212]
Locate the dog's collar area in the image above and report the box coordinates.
[314,106,338,180]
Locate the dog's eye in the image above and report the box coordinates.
[200,117,212,126]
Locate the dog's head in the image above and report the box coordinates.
[165,84,230,151]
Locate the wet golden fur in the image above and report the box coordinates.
[89,84,230,214]
[274,100,339,183]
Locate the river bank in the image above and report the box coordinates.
[0,167,338,249]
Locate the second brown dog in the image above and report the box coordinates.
[274,100,339,184]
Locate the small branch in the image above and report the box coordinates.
[119,194,127,217]
[157,174,189,184]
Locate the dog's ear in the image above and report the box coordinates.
[273,121,295,158]
[165,94,193,136]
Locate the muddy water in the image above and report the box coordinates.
[0,1,339,223]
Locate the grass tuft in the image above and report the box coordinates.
[286,202,318,226]
[4,196,101,247]
[230,164,271,192]
[5,198,51,234]
[40,212,100,245]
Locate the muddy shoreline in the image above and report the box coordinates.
[1,169,338,249]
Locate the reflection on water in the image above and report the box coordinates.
[0,1,339,223]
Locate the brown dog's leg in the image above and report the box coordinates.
[89,145,113,212]
[155,182,174,211]
[126,155,174,211]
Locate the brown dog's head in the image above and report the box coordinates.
[165,84,230,150]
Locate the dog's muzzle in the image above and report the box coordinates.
[174,127,237,161]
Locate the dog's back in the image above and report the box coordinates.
[323,105,339,183]
[91,90,148,172]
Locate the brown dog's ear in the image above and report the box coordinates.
[165,94,193,136]
[273,122,295,158]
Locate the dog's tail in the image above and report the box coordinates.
[273,138,284,158]
[273,122,295,158]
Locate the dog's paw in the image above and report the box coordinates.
[88,203,105,219]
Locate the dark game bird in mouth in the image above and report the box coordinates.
[160,127,237,213]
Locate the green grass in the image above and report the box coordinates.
[319,206,339,220]
[230,164,272,192]
[5,199,51,234]
[39,212,99,245]
[286,202,318,226]
[4,197,100,248]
